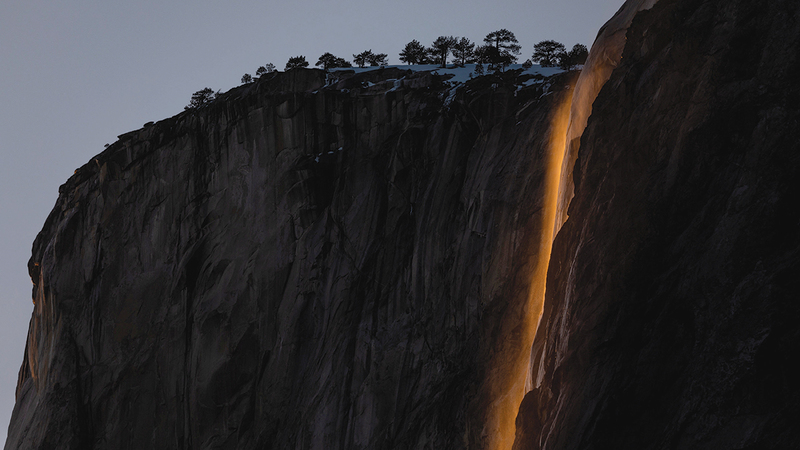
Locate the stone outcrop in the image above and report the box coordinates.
[520,0,800,448]
[6,0,800,448]
[4,67,574,449]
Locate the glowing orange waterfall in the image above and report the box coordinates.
[490,1,663,449]
[487,91,575,450]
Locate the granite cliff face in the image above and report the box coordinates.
[6,0,800,448]
[5,67,573,449]
[520,0,800,448]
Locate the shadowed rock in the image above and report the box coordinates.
[521,0,800,448]
[5,67,571,450]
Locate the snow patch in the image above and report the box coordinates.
[331,63,564,81]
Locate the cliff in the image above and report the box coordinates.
[5,66,573,449]
[519,0,800,448]
[6,0,800,448]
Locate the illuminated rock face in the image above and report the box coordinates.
[519,0,800,448]
[554,0,659,229]
[4,68,573,449]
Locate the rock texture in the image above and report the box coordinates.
[7,0,800,447]
[5,67,574,449]
[520,0,800,448]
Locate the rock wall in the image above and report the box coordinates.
[4,67,574,449]
[519,0,800,448]
[7,0,800,448]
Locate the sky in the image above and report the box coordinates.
[0,0,625,442]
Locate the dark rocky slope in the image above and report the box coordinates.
[519,0,800,448]
[5,67,573,449]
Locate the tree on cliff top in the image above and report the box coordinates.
[368,52,389,66]
[399,40,428,65]
[185,88,216,110]
[353,50,373,68]
[256,63,276,77]
[451,37,476,67]
[315,53,352,70]
[354,50,388,67]
[285,56,309,70]
[532,40,566,67]
[475,44,513,72]
[483,29,521,70]
[431,35,457,67]
[559,44,589,70]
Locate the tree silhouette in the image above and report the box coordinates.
[451,37,475,67]
[353,50,374,68]
[285,56,309,70]
[399,40,427,65]
[316,52,352,70]
[241,73,253,84]
[185,88,216,110]
[354,50,388,67]
[559,44,588,70]
[256,63,275,77]
[368,52,388,66]
[474,45,491,64]
[476,44,513,72]
[431,36,457,67]
[532,40,566,67]
[483,29,521,71]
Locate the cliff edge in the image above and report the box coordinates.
[520,0,800,448]
[5,66,572,449]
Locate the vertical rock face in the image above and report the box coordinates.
[5,68,574,449]
[7,0,800,448]
[522,0,800,448]
[555,0,659,229]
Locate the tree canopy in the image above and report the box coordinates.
[353,50,371,68]
[559,44,589,70]
[369,52,389,66]
[185,88,216,110]
[483,29,521,70]
[315,52,352,70]
[451,37,475,67]
[475,44,513,71]
[256,63,276,77]
[532,40,566,67]
[285,56,309,70]
[431,36,457,67]
[399,40,428,65]
[354,50,388,67]
[222,29,590,93]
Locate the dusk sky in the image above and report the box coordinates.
[0,0,625,441]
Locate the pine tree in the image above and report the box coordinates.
[431,36,457,67]
[353,50,374,68]
[367,52,388,66]
[316,52,352,70]
[399,40,427,65]
[483,29,521,71]
[532,40,567,67]
[559,44,588,70]
[256,63,276,77]
[185,88,216,110]
[241,73,253,84]
[285,56,309,70]
[451,37,475,67]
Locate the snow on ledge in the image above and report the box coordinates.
[330,64,564,84]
